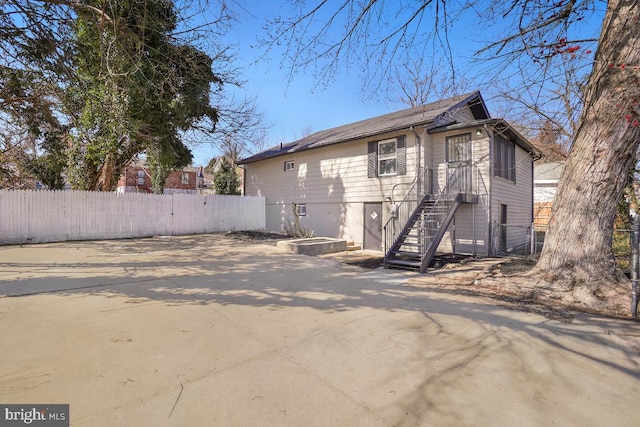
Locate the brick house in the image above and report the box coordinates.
[116,165,197,194]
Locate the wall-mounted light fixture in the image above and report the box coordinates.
[475,129,483,137]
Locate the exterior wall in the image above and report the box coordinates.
[533,184,557,227]
[428,129,492,256]
[244,130,419,247]
[534,184,557,202]
[491,143,533,225]
[117,166,197,194]
[491,143,534,251]
[243,102,533,257]
[164,171,197,194]
[532,162,562,227]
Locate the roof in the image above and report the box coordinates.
[534,162,564,181]
[239,91,489,164]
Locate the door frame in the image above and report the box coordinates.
[445,133,473,193]
[363,202,383,251]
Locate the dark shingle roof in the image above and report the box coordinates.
[239,91,488,164]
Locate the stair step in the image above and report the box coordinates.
[385,258,421,270]
[398,242,421,249]
[392,252,421,259]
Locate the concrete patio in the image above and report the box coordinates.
[0,234,639,426]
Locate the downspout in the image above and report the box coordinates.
[472,131,476,256]
[410,126,421,196]
[487,124,494,256]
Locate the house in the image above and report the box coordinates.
[117,164,197,194]
[533,161,564,228]
[239,92,538,272]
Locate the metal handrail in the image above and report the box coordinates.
[417,163,484,269]
[384,163,481,260]
[417,168,460,261]
[383,166,432,254]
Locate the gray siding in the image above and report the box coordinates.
[242,103,532,256]
[244,131,418,245]
[491,143,534,252]
[428,130,492,256]
[491,144,533,225]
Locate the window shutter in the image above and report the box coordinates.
[397,135,406,176]
[367,141,377,178]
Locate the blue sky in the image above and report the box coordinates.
[191,0,397,166]
[189,0,604,166]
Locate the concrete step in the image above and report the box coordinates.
[346,241,362,251]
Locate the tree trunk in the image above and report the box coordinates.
[536,0,640,287]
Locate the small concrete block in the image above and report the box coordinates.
[277,237,347,255]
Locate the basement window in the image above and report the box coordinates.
[295,203,306,216]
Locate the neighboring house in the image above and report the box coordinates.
[533,161,564,228]
[239,92,538,272]
[116,165,197,194]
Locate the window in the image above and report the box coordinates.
[295,203,306,216]
[181,173,189,184]
[378,139,397,176]
[284,160,295,171]
[137,170,145,185]
[368,136,406,178]
[446,133,472,192]
[494,135,516,182]
[446,133,472,163]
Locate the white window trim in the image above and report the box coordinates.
[181,173,190,184]
[377,138,397,176]
[284,160,295,171]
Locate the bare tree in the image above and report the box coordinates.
[391,58,471,107]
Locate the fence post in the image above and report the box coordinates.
[632,215,639,318]
[530,223,535,259]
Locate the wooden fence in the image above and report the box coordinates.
[534,202,553,229]
[0,190,265,245]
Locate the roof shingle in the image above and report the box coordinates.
[239,91,487,164]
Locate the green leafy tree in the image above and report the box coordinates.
[66,0,220,191]
[213,158,240,195]
[0,1,232,192]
